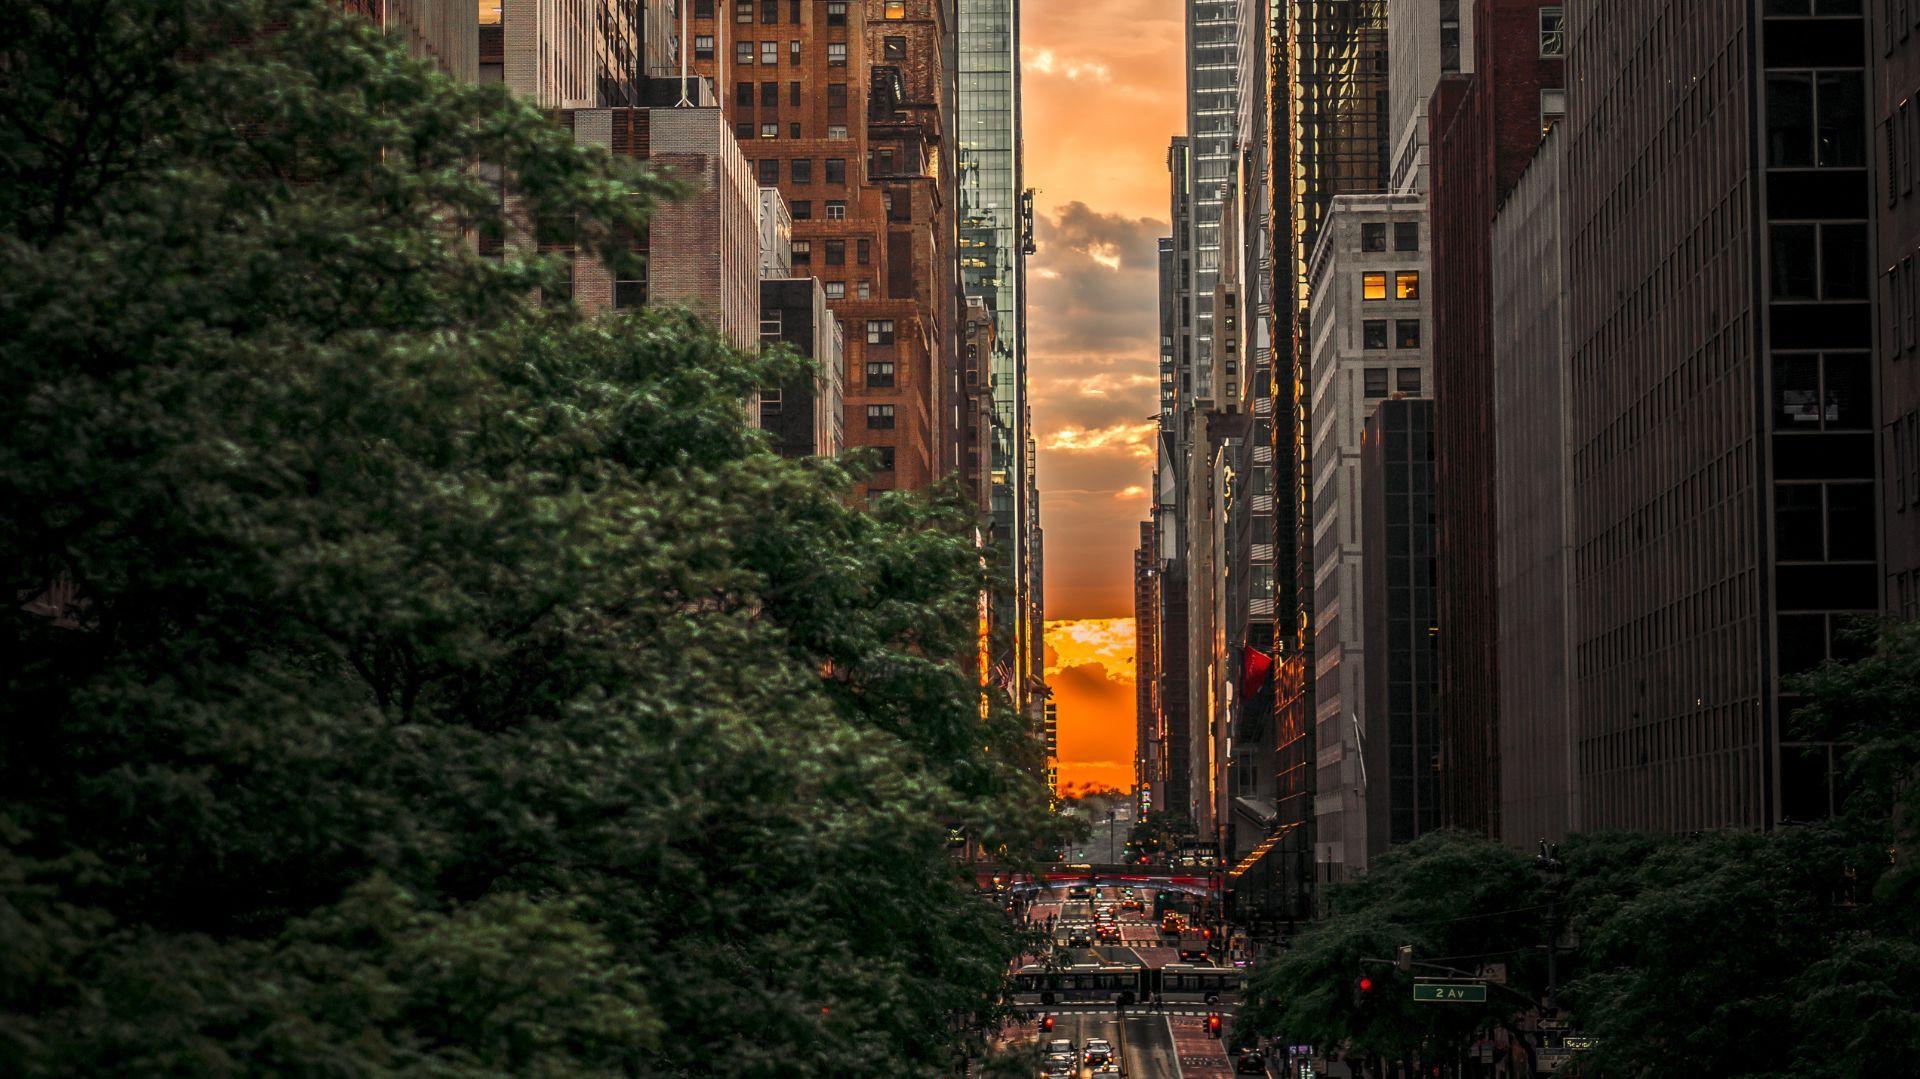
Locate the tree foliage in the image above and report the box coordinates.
[1238,620,1920,1078]
[0,1,1057,1074]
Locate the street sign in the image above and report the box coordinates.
[1563,1034,1597,1051]
[1413,980,1489,1003]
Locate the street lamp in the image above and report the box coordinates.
[1534,840,1566,1011]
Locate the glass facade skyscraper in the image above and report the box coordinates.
[958,0,1037,706]
[1186,0,1239,387]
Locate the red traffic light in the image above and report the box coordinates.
[1206,1013,1223,1037]
[1357,975,1376,994]
[1041,1015,1055,1032]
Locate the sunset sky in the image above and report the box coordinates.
[1024,1,1184,793]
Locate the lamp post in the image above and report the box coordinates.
[1534,840,1566,1011]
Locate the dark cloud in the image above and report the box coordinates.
[1028,201,1167,359]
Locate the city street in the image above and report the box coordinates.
[1003,887,1250,1078]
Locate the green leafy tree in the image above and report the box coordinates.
[0,2,1057,1075]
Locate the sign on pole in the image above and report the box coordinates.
[1412,980,1489,1003]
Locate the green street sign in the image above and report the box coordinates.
[1413,980,1488,1003]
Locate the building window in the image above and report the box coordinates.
[736,82,755,108]
[828,125,849,140]
[873,446,896,471]
[1364,368,1389,398]
[791,158,813,183]
[827,0,847,26]
[1395,271,1421,300]
[790,40,801,64]
[790,81,802,106]
[756,158,778,184]
[1361,223,1387,252]
[760,40,778,64]
[791,239,811,263]
[867,404,896,428]
[857,238,871,264]
[791,200,812,219]
[828,43,847,65]
[883,35,907,61]
[736,2,752,21]
[1541,88,1567,135]
[1396,318,1422,349]
[694,34,714,59]
[736,41,753,64]
[1767,72,1866,168]
[857,281,871,299]
[1440,14,1461,72]
[761,0,777,23]
[1772,352,1872,431]
[1539,7,1565,56]
[614,262,647,310]
[883,0,906,17]
[1771,222,1869,300]
[761,310,783,337]
[1363,319,1389,349]
[1394,221,1420,252]
[760,122,779,139]
[866,360,895,387]
[735,120,754,140]
[825,280,845,298]
[789,122,802,138]
[759,388,782,415]
[825,158,848,184]
[825,239,846,265]
[1362,271,1389,300]
[1396,367,1422,394]
[826,200,847,219]
[761,81,779,107]
[790,0,800,21]
[694,0,713,16]
[867,319,895,345]
[827,83,849,108]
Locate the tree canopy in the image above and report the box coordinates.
[0,1,1056,1074]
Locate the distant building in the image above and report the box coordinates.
[1135,521,1161,815]
[1360,397,1442,855]
[1491,126,1572,846]
[759,278,845,459]
[958,298,997,513]
[758,187,793,280]
[1386,0,1473,193]
[341,0,477,80]
[1307,193,1431,879]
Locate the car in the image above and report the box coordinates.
[1084,1045,1113,1067]
[1066,930,1092,947]
[1235,1050,1269,1074]
[1045,1039,1075,1057]
[1086,1038,1113,1054]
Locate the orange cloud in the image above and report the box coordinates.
[1046,619,1138,795]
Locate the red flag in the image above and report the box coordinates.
[1241,645,1273,699]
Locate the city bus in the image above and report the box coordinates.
[1010,964,1243,1007]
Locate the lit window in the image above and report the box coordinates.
[884,0,906,17]
[760,123,779,139]
[1539,8,1565,57]
[1395,271,1421,300]
[1362,272,1388,301]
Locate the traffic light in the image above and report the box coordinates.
[1041,1015,1055,1033]
[1396,945,1413,972]
[1357,975,1375,994]
[1352,973,1377,1007]
[1206,1013,1223,1038]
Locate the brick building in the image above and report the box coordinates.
[760,277,847,458]
[680,0,956,496]
[1427,0,1563,837]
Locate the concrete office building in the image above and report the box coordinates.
[1307,194,1431,879]
[1872,2,1920,616]
[1360,398,1442,856]
[1386,0,1473,193]
[1428,0,1563,837]
[1491,126,1572,846]
[1563,0,1879,830]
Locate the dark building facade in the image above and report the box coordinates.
[1873,1,1920,616]
[1269,0,1389,899]
[1428,0,1563,837]
[759,277,845,458]
[1135,521,1161,811]
[1564,0,1878,830]
[1361,398,1442,855]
